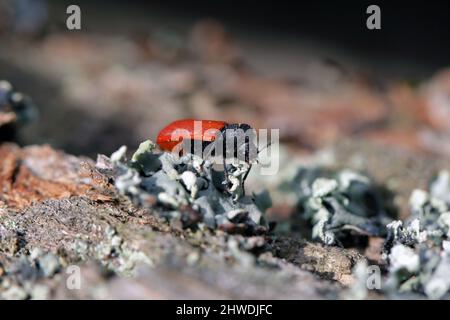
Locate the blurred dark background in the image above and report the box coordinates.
[57,0,450,78]
[154,0,450,62]
[2,0,450,158]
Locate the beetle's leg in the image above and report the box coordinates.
[244,165,251,180]
[241,164,251,196]
[222,156,231,190]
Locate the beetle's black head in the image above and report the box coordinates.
[222,123,252,132]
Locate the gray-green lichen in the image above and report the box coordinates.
[292,167,393,245]
[0,247,62,300]
[97,141,269,235]
[0,80,37,128]
[382,171,450,299]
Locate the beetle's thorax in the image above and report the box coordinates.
[218,123,257,163]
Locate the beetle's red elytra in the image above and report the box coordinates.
[156,119,255,161]
[157,119,228,152]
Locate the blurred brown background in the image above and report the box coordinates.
[1,0,450,158]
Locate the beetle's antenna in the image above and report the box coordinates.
[242,164,252,183]
[257,141,272,154]
[253,141,273,164]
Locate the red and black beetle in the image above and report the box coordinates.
[157,119,258,191]
[156,119,256,163]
